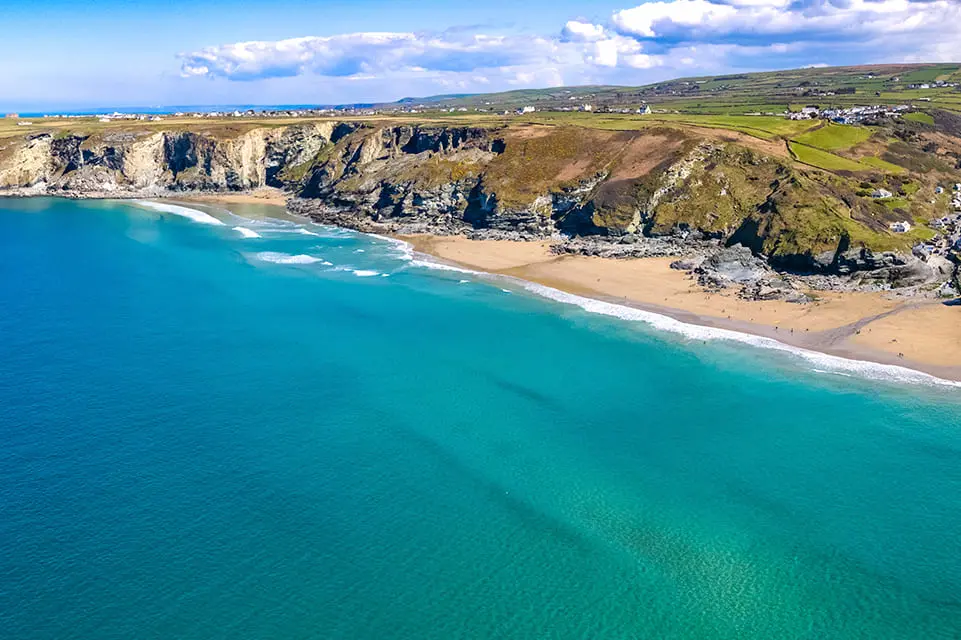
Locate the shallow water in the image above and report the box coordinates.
[1,197,960,639]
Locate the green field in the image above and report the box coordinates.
[792,123,874,150]
[903,112,935,125]
[789,142,870,172]
[527,112,815,140]
[860,156,907,173]
[644,114,815,139]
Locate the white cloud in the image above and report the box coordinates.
[562,20,608,42]
[609,0,961,44]
[176,0,961,101]
[179,32,572,81]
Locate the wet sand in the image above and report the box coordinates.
[401,235,961,382]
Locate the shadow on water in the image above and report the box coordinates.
[374,410,594,554]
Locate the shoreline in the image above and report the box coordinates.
[0,187,289,208]
[6,193,959,384]
[399,234,961,384]
[173,187,288,208]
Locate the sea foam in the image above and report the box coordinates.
[256,251,326,265]
[517,280,961,388]
[411,259,479,275]
[369,234,415,261]
[233,226,262,239]
[357,231,959,388]
[353,270,380,277]
[133,200,225,226]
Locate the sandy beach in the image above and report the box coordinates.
[179,187,288,207]
[401,235,961,382]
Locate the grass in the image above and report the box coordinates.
[903,112,935,125]
[860,156,907,174]
[642,114,815,139]
[792,123,873,150]
[906,225,938,242]
[526,112,818,140]
[880,197,910,210]
[789,142,870,172]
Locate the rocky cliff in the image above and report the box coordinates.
[1,121,956,296]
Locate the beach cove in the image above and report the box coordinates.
[401,235,961,383]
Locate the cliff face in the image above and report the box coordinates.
[0,121,955,289]
[0,124,336,193]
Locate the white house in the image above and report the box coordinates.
[872,188,893,199]
[637,105,652,115]
[582,104,593,112]
[519,106,536,114]
[889,221,912,233]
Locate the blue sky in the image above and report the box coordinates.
[2,0,959,110]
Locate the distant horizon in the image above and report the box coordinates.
[5,59,961,114]
[4,0,960,108]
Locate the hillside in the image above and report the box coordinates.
[396,63,961,114]
[1,64,960,296]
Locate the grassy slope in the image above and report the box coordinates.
[793,123,873,150]
[903,112,935,125]
[789,142,871,171]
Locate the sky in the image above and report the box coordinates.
[2,0,960,110]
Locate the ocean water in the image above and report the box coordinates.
[1,197,960,639]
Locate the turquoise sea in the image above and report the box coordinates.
[1,197,960,639]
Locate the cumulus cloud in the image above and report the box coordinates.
[177,0,961,98]
[180,32,573,81]
[561,20,608,42]
[609,0,961,46]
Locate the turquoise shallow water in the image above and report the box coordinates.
[1,197,960,639]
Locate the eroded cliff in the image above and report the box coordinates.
[0,120,956,293]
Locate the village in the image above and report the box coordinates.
[928,184,961,254]
[786,103,911,122]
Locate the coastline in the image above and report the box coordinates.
[7,191,959,384]
[399,234,961,384]
[0,187,288,208]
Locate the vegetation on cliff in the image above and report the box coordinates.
[2,64,961,282]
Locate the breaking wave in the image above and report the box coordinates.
[369,234,415,261]
[233,226,262,239]
[255,252,327,265]
[517,280,961,388]
[133,200,225,226]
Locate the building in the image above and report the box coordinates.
[637,105,652,115]
[889,221,912,233]
[872,188,893,199]
[3,113,18,119]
